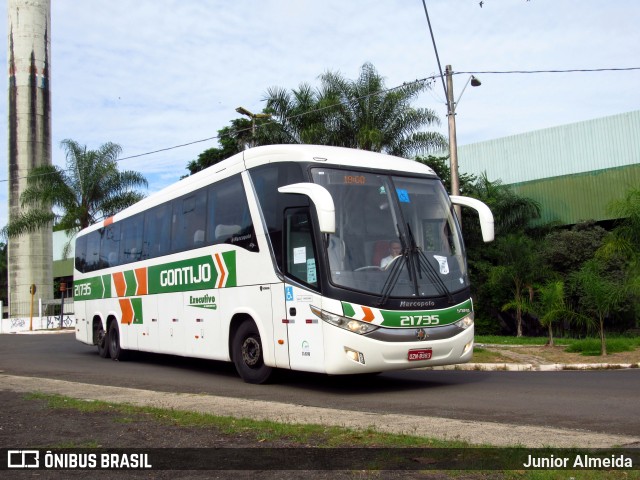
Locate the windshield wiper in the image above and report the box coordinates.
[377,229,410,307]
[406,223,454,304]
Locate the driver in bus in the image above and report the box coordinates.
[380,241,402,269]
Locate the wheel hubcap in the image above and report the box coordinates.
[242,337,261,367]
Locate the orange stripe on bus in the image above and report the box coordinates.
[135,268,148,295]
[119,299,133,324]
[214,253,226,288]
[113,272,126,297]
[361,306,375,322]
[104,216,114,226]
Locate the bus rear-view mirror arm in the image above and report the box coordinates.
[278,183,336,233]
[450,195,495,242]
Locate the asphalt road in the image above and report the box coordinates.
[1,332,638,439]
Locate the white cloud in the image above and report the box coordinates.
[1,0,639,230]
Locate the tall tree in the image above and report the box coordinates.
[3,139,147,239]
[265,62,447,156]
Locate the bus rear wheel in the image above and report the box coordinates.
[232,320,273,384]
[97,323,109,358]
[108,321,127,361]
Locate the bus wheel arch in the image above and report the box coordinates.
[230,315,273,384]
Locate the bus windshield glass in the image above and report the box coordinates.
[311,168,468,300]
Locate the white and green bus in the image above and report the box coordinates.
[74,144,493,383]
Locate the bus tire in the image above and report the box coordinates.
[232,320,273,384]
[97,323,109,358]
[108,321,127,361]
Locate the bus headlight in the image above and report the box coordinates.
[454,313,474,330]
[310,306,379,335]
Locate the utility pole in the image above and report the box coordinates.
[445,65,461,219]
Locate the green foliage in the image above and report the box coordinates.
[565,336,639,356]
[483,233,545,337]
[475,335,572,346]
[533,280,579,346]
[541,221,607,278]
[415,155,477,195]
[570,258,628,355]
[264,62,447,156]
[3,139,147,238]
[185,123,247,175]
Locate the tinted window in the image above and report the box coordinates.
[143,203,172,260]
[250,162,306,267]
[171,189,208,252]
[74,235,87,273]
[84,230,102,272]
[120,213,144,264]
[101,223,121,268]
[285,208,318,289]
[207,176,258,252]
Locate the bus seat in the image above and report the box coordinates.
[193,230,205,246]
[372,240,390,266]
[215,224,241,240]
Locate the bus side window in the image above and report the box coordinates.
[143,203,172,260]
[75,235,87,273]
[171,189,207,253]
[250,162,306,269]
[85,230,101,272]
[120,214,144,264]
[207,175,258,252]
[101,223,121,268]
[284,208,318,289]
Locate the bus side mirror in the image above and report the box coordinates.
[450,195,495,242]
[278,183,336,233]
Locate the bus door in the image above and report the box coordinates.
[283,208,326,373]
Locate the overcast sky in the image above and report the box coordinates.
[2,0,639,229]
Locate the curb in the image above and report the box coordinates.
[424,362,640,371]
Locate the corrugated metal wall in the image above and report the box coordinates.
[457,110,640,225]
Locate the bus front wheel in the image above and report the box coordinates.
[232,321,273,384]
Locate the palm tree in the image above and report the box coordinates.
[534,280,574,347]
[489,233,542,337]
[265,62,447,156]
[3,139,147,241]
[571,258,626,356]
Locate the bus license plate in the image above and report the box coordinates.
[408,349,432,361]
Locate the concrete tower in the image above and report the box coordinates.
[7,0,53,316]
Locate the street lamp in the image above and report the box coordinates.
[235,106,271,149]
[445,65,481,218]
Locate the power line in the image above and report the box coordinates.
[455,67,640,75]
[1,66,639,185]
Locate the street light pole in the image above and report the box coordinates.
[445,65,462,221]
[235,106,271,149]
[445,65,460,200]
[445,65,481,221]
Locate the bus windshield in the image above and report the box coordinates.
[311,168,468,301]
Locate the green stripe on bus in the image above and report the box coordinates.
[131,297,143,324]
[124,270,137,297]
